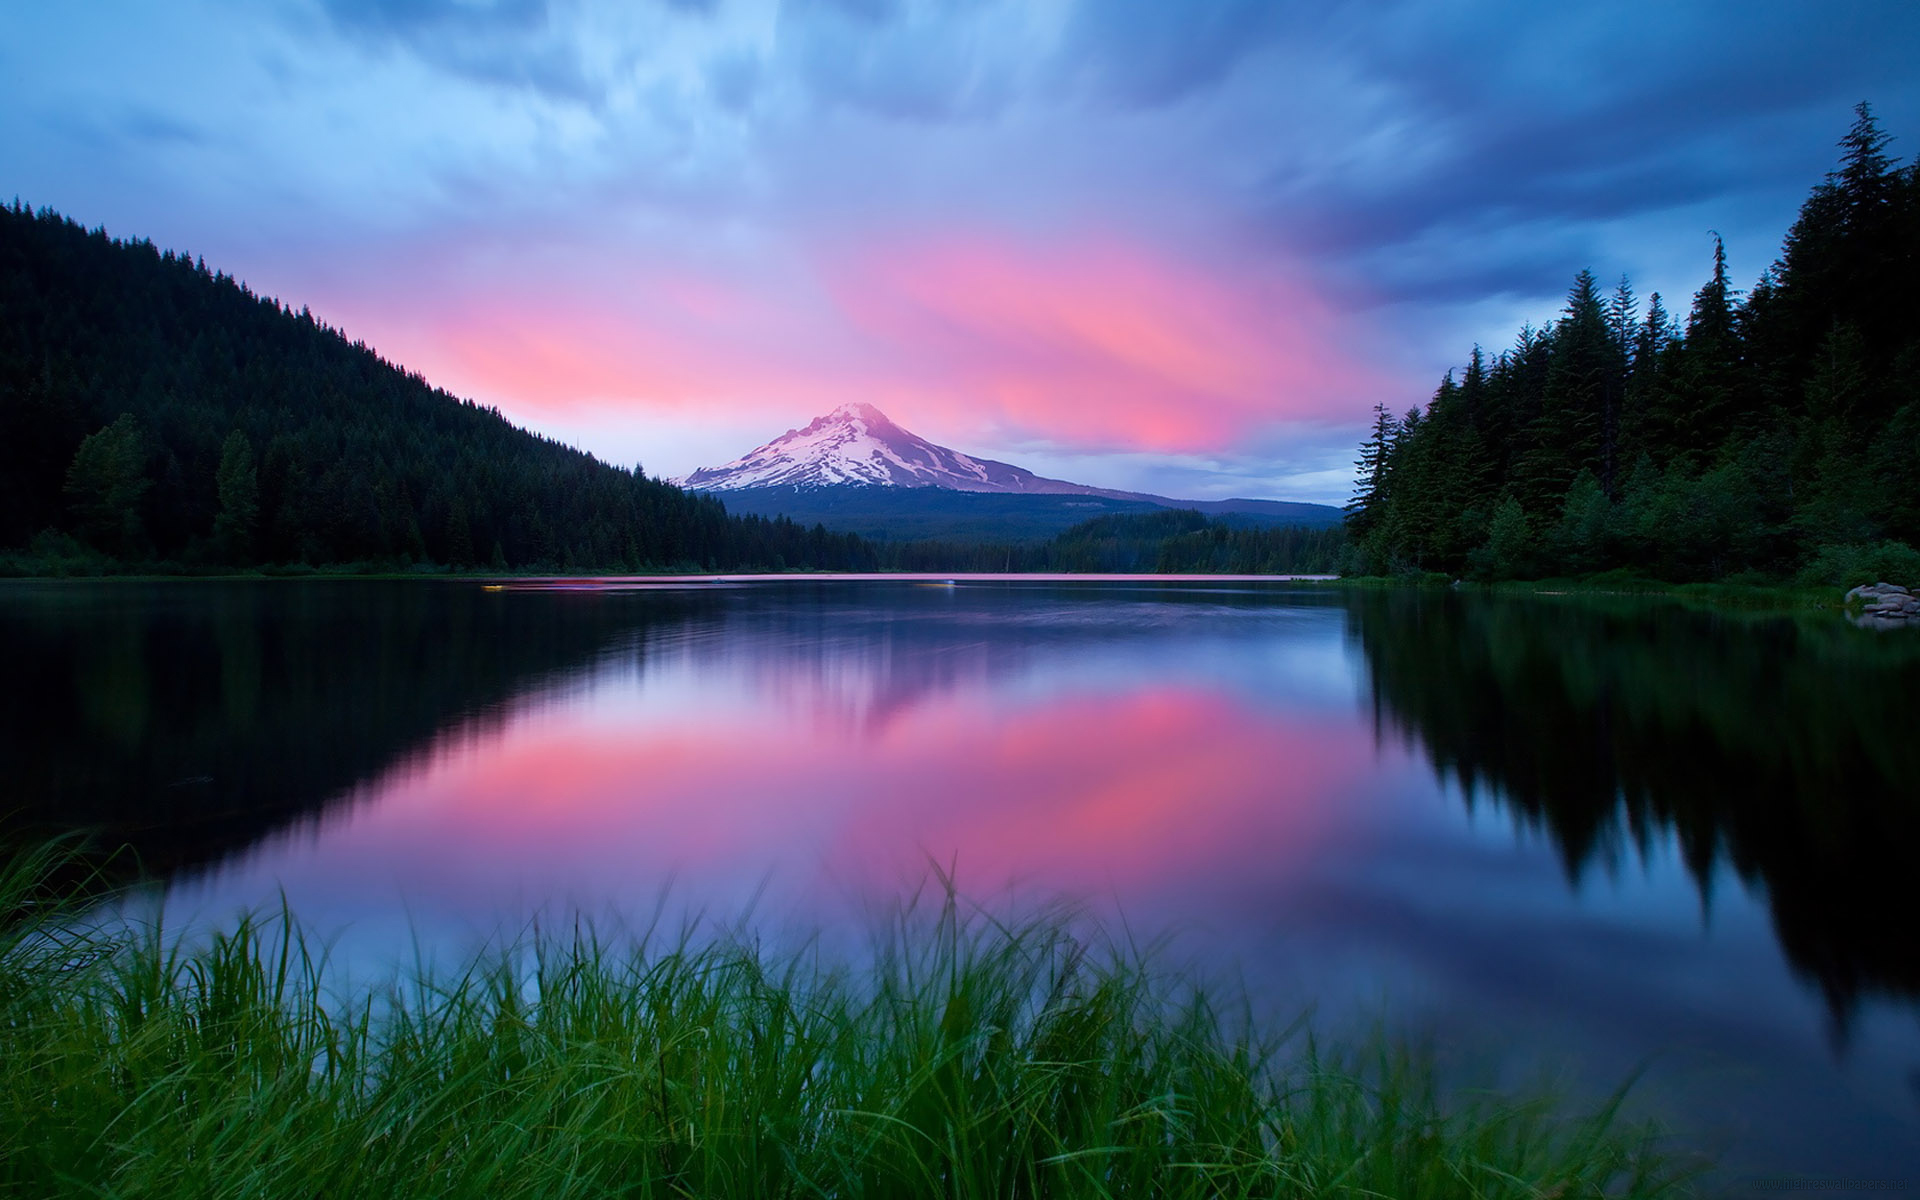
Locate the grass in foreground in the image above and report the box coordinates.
[0,852,1693,1198]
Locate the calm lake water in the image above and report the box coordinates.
[5,577,1918,1186]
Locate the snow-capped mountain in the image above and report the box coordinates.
[674,403,1110,495]
[674,403,1348,538]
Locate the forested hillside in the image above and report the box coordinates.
[1347,105,1920,584]
[0,204,870,573]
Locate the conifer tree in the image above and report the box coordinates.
[1606,275,1638,353]
[1348,403,1396,531]
[1671,235,1739,459]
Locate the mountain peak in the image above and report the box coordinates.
[826,401,889,424]
[675,406,1096,495]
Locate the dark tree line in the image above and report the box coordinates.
[877,510,1345,574]
[0,202,875,573]
[1347,104,1920,584]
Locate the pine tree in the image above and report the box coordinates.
[1835,101,1899,242]
[1517,271,1615,504]
[1348,403,1396,527]
[1606,275,1638,352]
[1670,235,1739,458]
[1776,103,1906,389]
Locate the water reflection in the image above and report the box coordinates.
[315,681,1369,919]
[4,579,1918,1179]
[8,581,1916,1014]
[1347,589,1920,1028]
[0,580,717,876]
[145,584,1365,931]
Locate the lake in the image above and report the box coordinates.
[4,577,1917,1186]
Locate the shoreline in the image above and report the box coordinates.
[0,567,1861,606]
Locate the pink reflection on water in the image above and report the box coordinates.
[279,671,1374,926]
[838,687,1363,895]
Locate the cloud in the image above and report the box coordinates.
[1243,2,1920,305]
[316,0,601,100]
[319,0,550,36]
[1048,0,1302,108]
[778,0,1046,123]
[312,0,747,106]
[116,108,209,147]
[821,232,1381,452]
[704,49,762,111]
[311,222,1378,467]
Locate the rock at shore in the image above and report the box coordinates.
[1846,582,1920,627]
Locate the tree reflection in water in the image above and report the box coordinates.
[1346,589,1920,1030]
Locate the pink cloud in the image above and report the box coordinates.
[313,252,833,417]
[298,226,1385,460]
[825,234,1379,451]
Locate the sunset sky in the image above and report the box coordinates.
[6,2,1917,503]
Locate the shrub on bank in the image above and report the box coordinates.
[1799,540,1920,590]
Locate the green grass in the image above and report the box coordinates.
[0,850,1695,1198]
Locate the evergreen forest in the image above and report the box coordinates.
[1345,104,1920,586]
[0,203,871,574]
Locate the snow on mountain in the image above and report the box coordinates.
[675,403,1109,495]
